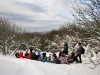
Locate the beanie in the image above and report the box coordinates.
[78,42,81,46]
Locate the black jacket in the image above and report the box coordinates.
[63,44,68,53]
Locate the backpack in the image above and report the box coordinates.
[81,46,85,54]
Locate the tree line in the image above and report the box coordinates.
[0,0,100,56]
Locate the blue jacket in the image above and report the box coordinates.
[37,51,41,56]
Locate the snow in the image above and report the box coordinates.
[0,55,100,75]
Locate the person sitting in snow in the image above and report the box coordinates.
[18,51,25,58]
[59,53,69,65]
[48,54,51,61]
[15,51,19,58]
[35,51,41,60]
[51,54,61,64]
[67,51,75,63]
[37,51,41,57]
[38,53,47,62]
[31,52,36,60]
[28,49,33,59]
[24,51,29,58]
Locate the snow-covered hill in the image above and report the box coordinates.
[0,55,99,75]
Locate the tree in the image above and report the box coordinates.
[71,0,100,68]
[71,0,100,39]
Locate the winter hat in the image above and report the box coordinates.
[78,42,81,46]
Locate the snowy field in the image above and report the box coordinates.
[0,55,99,75]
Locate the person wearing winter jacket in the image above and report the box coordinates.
[31,52,36,60]
[18,51,25,58]
[24,51,29,58]
[67,51,75,63]
[74,42,82,63]
[59,53,69,64]
[28,49,33,59]
[51,54,60,64]
[62,42,68,55]
[48,54,51,61]
[37,51,41,57]
[38,53,47,62]
[15,51,19,58]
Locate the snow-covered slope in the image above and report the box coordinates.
[0,55,100,75]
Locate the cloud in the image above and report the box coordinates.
[16,1,45,13]
[0,12,36,22]
[0,0,76,32]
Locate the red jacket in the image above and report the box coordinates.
[18,52,25,58]
[28,52,32,59]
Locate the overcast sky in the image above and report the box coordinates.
[0,0,82,32]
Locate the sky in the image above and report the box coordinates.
[0,0,81,32]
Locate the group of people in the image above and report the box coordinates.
[64,42,83,63]
[15,42,84,65]
[50,42,83,64]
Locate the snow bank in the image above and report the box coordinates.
[0,55,100,75]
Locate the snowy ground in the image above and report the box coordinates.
[0,55,99,75]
